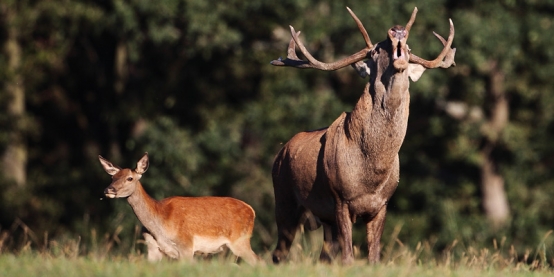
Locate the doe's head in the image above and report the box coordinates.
[98,153,149,198]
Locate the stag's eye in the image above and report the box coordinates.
[127,177,133,181]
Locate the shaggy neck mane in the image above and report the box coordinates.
[344,57,411,163]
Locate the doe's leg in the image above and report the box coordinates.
[228,236,261,265]
[143,232,164,262]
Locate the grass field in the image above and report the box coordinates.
[0,252,551,277]
[1,228,552,277]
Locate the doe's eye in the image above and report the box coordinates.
[127,177,133,181]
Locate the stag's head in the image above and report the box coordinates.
[387,24,410,71]
[271,7,456,84]
[99,153,149,198]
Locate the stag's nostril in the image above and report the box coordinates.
[397,30,406,40]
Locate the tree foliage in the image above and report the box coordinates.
[1,0,554,259]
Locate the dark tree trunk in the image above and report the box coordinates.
[114,39,128,95]
[1,6,27,187]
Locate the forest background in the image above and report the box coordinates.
[1,0,554,261]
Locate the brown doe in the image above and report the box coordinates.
[270,7,456,264]
[99,153,260,265]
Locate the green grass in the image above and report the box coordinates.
[0,226,552,277]
[0,253,551,277]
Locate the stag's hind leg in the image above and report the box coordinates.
[272,185,304,264]
[272,213,302,263]
[272,141,318,264]
[319,223,340,263]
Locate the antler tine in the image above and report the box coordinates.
[346,7,372,49]
[403,7,418,42]
[432,31,456,67]
[288,25,331,69]
[409,18,455,69]
[270,27,329,69]
[433,31,447,45]
[405,7,418,33]
[270,8,372,71]
[287,31,301,60]
[270,30,314,68]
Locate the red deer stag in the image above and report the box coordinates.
[99,153,260,265]
[270,7,456,264]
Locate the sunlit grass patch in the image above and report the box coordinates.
[0,252,552,277]
[0,222,553,277]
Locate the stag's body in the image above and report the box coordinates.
[99,153,259,265]
[271,7,455,264]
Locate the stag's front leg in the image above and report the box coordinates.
[365,205,387,263]
[336,201,355,265]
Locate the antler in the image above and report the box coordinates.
[409,18,456,69]
[404,7,418,40]
[270,7,373,71]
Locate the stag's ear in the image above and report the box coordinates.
[351,60,371,78]
[135,152,149,175]
[408,63,426,82]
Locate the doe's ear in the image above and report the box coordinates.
[98,155,121,176]
[135,152,149,175]
[408,63,427,82]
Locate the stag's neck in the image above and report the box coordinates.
[381,72,410,115]
[347,78,410,157]
[127,182,166,236]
